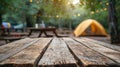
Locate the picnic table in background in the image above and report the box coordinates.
[0,37,119,67]
[0,28,10,35]
[0,28,28,36]
[28,27,59,37]
[0,28,28,43]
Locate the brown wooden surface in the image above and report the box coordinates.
[63,38,117,67]
[84,37,120,51]
[0,37,119,67]
[74,38,120,64]
[38,38,77,67]
[0,38,38,62]
[28,28,58,37]
[0,38,52,67]
[0,28,10,35]
[0,36,22,43]
[9,32,28,36]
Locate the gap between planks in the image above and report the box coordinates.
[0,38,52,67]
[63,38,118,67]
[83,37,120,51]
[74,37,120,65]
[38,37,77,67]
[0,38,39,62]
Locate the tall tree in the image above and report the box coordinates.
[0,0,14,27]
[0,0,22,28]
[80,0,120,43]
[108,0,120,43]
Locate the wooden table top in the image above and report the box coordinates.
[28,27,57,31]
[0,37,120,67]
[28,27,58,37]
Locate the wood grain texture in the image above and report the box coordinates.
[0,38,36,62]
[0,38,52,67]
[63,38,117,67]
[38,37,77,67]
[82,37,120,51]
[74,38,120,65]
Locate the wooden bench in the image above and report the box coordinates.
[0,37,119,67]
[0,37,22,43]
[0,28,28,43]
[8,32,29,37]
[0,28,12,36]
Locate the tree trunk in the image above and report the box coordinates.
[108,0,120,44]
[36,16,42,24]
[26,15,32,27]
[0,13,2,28]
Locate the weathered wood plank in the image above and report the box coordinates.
[63,38,117,67]
[0,38,37,62]
[0,38,52,67]
[38,38,77,67]
[82,37,120,51]
[74,38,120,65]
[0,38,31,53]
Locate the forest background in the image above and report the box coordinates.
[0,0,120,33]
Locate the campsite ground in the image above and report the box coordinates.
[0,32,119,46]
[86,37,110,43]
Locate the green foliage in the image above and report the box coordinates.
[0,0,22,14]
[78,0,109,31]
[116,0,120,30]
[1,0,120,31]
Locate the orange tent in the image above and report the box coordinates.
[73,19,108,37]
